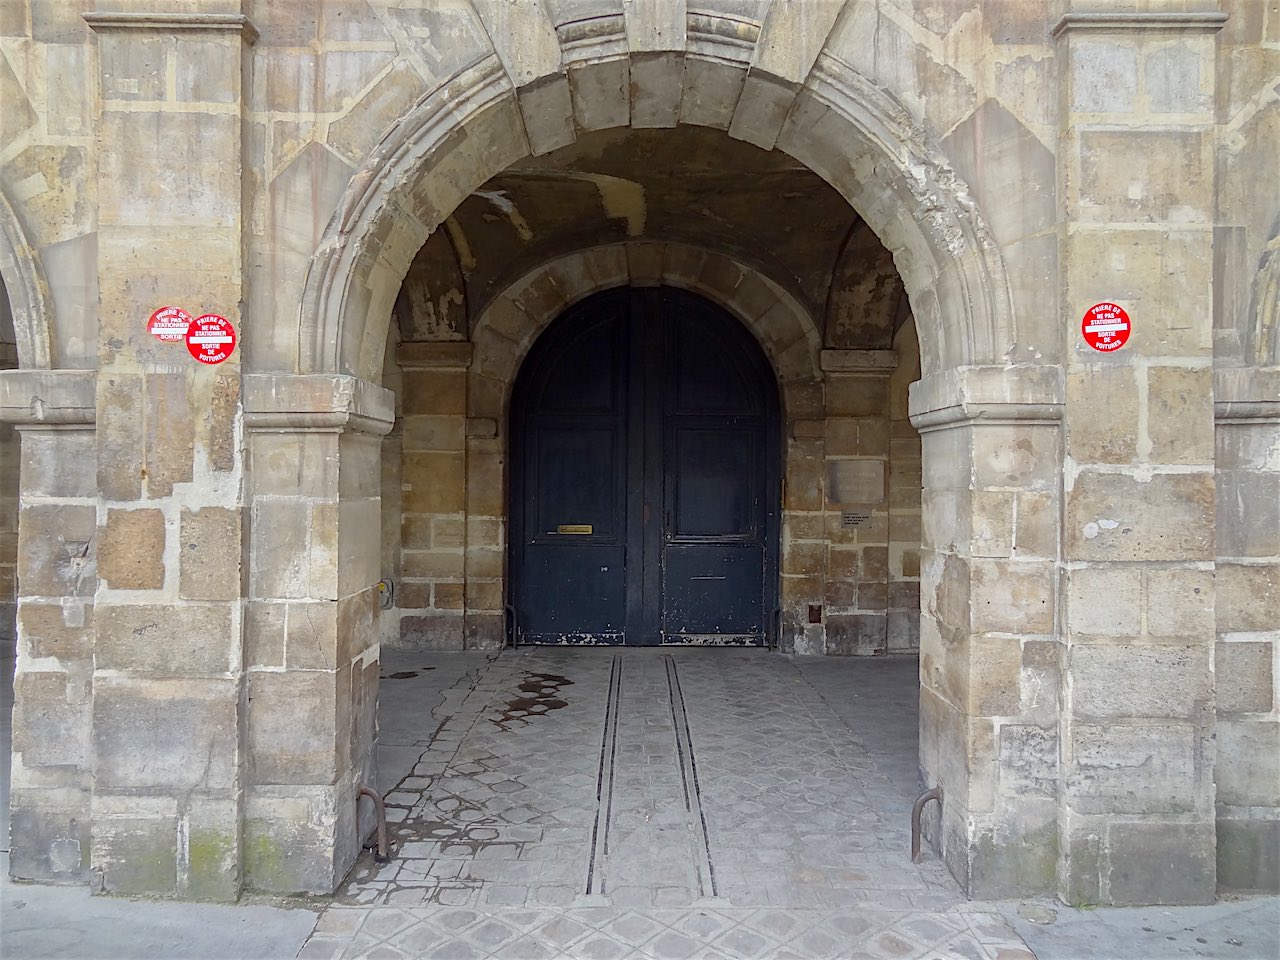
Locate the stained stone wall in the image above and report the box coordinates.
[0,0,1276,906]
[0,295,15,638]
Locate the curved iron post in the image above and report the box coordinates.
[357,785,390,862]
[911,784,944,863]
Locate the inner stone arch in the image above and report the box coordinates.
[375,124,923,657]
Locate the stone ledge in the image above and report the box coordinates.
[821,350,898,374]
[1215,367,1280,423]
[398,342,474,370]
[1051,12,1228,37]
[0,369,96,427]
[243,374,394,436]
[83,11,259,44]
[908,365,1064,432]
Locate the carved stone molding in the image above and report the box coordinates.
[908,365,1064,432]
[1214,367,1280,424]
[397,342,474,371]
[0,369,97,427]
[821,350,898,375]
[83,11,260,44]
[242,374,394,435]
[1051,12,1228,37]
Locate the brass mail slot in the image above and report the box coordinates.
[557,524,593,535]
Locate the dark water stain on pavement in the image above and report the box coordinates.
[493,672,573,729]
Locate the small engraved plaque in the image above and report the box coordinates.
[557,524,593,535]
[841,511,871,528]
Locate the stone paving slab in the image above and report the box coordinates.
[315,648,1022,958]
[300,903,1033,960]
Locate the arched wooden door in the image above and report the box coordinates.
[509,287,781,646]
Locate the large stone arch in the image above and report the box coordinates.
[303,9,1026,899]
[296,18,1013,386]
[0,187,52,370]
[466,241,823,418]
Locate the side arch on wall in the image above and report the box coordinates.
[0,188,52,369]
[466,242,823,423]
[296,11,1014,386]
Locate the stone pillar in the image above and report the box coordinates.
[80,7,254,899]
[780,383,826,655]
[241,374,391,894]
[1055,9,1224,905]
[0,342,16,636]
[1,370,97,883]
[910,365,1064,898]
[821,350,895,655]
[396,343,470,648]
[465,339,509,652]
[1212,367,1280,892]
[887,321,923,654]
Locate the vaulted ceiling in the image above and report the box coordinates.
[397,126,905,350]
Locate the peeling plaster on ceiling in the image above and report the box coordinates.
[399,126,905,349]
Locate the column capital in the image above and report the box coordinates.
[1051,11,1227,38]
[0,369,97,427]
[908,365,1064,432]
[1215,366,1280,423]
[243,373,394,435]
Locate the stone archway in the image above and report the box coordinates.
[296,26,1058,901]
[296,44,1013,385]
[0,188,52,371]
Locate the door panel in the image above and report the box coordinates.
[670,426,757,539]
[510,288,779,646]
[662,544,764,640]
[532,427,620,538]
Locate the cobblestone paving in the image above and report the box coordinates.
[309,649,1036,959]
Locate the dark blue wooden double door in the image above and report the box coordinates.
[510,288,781,646]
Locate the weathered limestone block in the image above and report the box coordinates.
[1216,642,1274,715]
[95,604,234,676]
[17,503,96,599]
[178,507,241,601]
[1066,472,1215,562]
[98,508,165,591]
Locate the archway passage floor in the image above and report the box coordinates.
[306,649,1035,959]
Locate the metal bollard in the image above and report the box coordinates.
[911,783,943,863]
[357,784,391,863]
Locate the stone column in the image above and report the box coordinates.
[0,342,16,636]
[821,350,895,655]
[397,343,470,648]
[465,339,509,652]
[910,365,1064,898]
[81,7,254,899]
[1212,367,1279,892]
[780,385,826,655]
[242,374,391,894]
[887,321,923,654]
[1055,9,1225,905]
[0,370,97,883]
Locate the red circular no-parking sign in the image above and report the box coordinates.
[185,314,237,364]
[1081,302,1131,352]
[148,305,193,342]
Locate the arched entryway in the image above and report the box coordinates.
[508,287,781,647]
